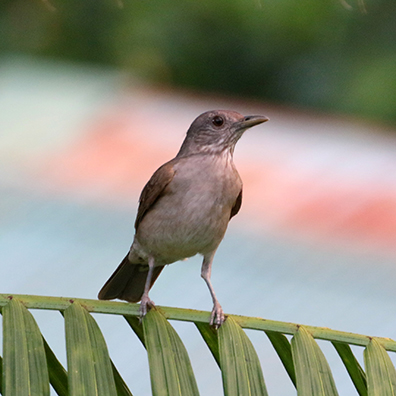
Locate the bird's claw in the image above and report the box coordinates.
[210,302,225,329]
[139,295,155,322]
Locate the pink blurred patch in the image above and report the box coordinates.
[37,100,396,256]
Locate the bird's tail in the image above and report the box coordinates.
[98,255,164,303]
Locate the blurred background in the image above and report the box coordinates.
[2,0,396,123]
[1,0,396,394]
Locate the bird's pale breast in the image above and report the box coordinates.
[134,153,241,264]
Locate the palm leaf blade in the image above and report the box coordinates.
[195,322,220,367]
[2,298,50,396]
[218,316,268,396]
[111,361,134,396]
[332,341,367,396]
[142,308,200,396]
[64,301,117,396]
[364,337,396,395]
[42,337,68,396]
[124,315,145,346]
[265,330,296,387]
[0,355,3,394]
[291,325,339,396]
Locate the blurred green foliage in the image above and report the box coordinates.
[1,0,396,124]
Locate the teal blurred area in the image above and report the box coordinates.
[1,0,396,124]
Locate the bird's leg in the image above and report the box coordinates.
[139,255,155,320]
[201,253,225,328]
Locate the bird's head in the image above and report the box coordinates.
[177,110,269,157]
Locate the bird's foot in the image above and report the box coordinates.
[210,302,225,329]
[139,295,155,322]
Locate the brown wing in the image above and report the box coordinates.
[230,188,242,219]
[134,160,176,230]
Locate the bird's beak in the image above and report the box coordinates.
[236,115,269,130]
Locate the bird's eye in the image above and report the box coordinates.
[212,116,224,127]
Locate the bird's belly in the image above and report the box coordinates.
[135,192,231,264]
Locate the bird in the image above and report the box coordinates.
[98,110,268,327]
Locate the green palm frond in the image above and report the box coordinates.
[1,293,396,395]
